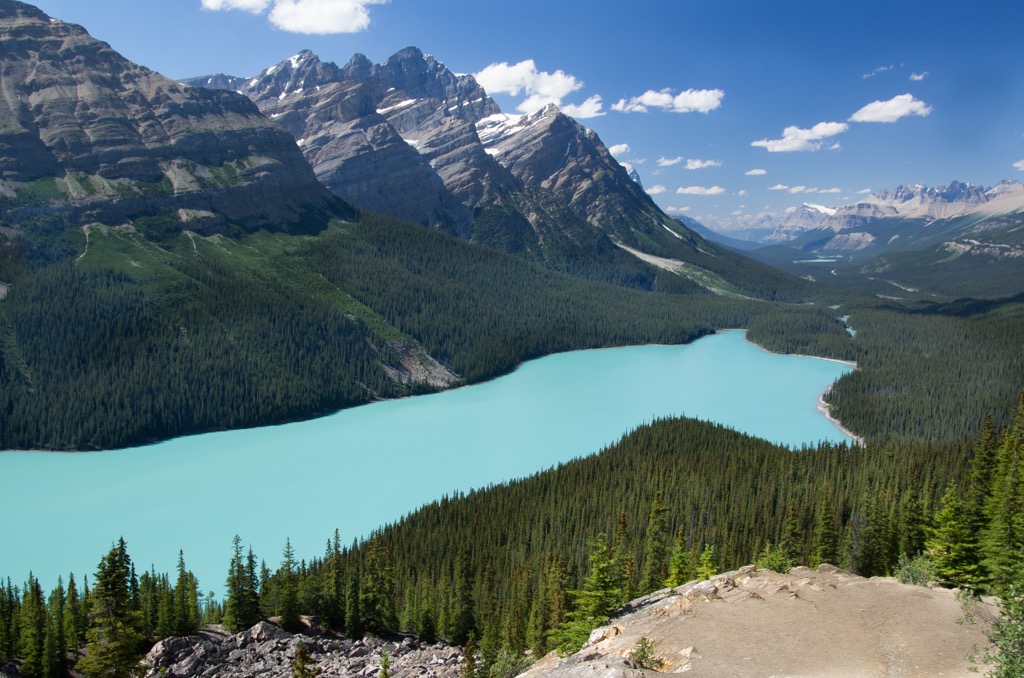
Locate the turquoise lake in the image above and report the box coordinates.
[0,330,853,593]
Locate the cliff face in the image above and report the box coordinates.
[0,0,342,236]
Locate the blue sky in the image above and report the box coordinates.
[30,0,1024,225]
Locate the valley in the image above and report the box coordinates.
[0,1,1023,676]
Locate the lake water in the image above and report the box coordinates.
[0,330,854,594]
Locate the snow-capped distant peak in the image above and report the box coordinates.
[804,202,837,216]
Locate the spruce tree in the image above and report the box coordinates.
[77,538,145,678]
[360,535,396,635]
[345,574,363,639]
[639,493,670,594]
[173,551,199,637]
[278,538,301,632]
[551,533,620,654]
[665,528,695,587]
[64,574,85,651]
[812,492,840,567]
[451,549,476,646]
[927,484,982,589]
[19,573,46,678]
[43,578,66,678]
[223,536,261,633]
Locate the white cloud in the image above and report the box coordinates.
[849,93,932,123]
[475,60,583,113]
[863,65,893,79]
[768,184,789,191]
[788,185,808,194]
[612,88,724,114]
[202,0,270,10]
[751,121,848,152]
[817,187,842,194]
[647,185,667,195]
[608,143,631,157]
[562,95,605,119]
[910,72,928,81]
[1013,159,1024,172]
[657,156,684,167]
[856,188,873,194]
[619,161,634,175]
[664,206,691,215]
[737,190,748,197]
[676,185,725,196]
[745,168,767,176]
[685,158,721,170]
[203,0,388,33]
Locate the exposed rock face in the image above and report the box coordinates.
[185,47,693,271]
[0,0,342,236]
[521,565,995,678]
[143,621,465,678]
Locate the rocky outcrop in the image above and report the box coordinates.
[521,565,996,678]
[0,0,343,237]
[143,621,465,678]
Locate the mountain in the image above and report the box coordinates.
[0,1,344,240]
[185,49,811,300]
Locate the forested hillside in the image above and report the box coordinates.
[5,395,1022,676]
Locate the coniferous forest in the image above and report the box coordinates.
[3,396,1023,676]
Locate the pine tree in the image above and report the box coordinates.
[461,633,478,678]
[926,484,982,589]
[781,505,804,565]
[279,538,301,632]
[345,574,363,639]
[639,493,670,594]
[812,492,840,567]
[981,410,1024,592]
[77,538,145,678]
[665,528,695,587]
[223,536,261,633]
[64,573,85,651]
[550,533,620,654]
[451,548,475,646]
[19,573,46,678]
[173,551,199,637]
[360,535,397,634]
[697,545,717,581]
[43,578,66,678]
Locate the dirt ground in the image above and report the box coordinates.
[522,565,997,678]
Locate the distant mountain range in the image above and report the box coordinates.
[705,180,1024,254]
[697,180,1024,297]
[183,48,805,295]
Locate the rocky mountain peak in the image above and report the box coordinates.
[0,0,46,21]
[0,2,340,233]
[341,52,373,81]
[244,50,342,102]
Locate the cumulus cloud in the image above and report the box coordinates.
[856,188,873,194]
[817,187,842,194]
[646,185,667,195]
[657,156,684,167]
[910,72,929,81]
[474,60,585,114]
[1013,159,1024,171]
[768,184,789,191]
[612,88,724,114]
[863,65,893,79]
[788,185,809,194]
[202,0,270,10]
[686,158,721,170]
[664,206,691,215]
[562,95,605,119]
[202,0,388,34]
[745,168,767,176]
[608,144,631,157]
[676,185,726,196]
[751,121,848,152]
[737,190,748,197]
[849,93,932,123]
